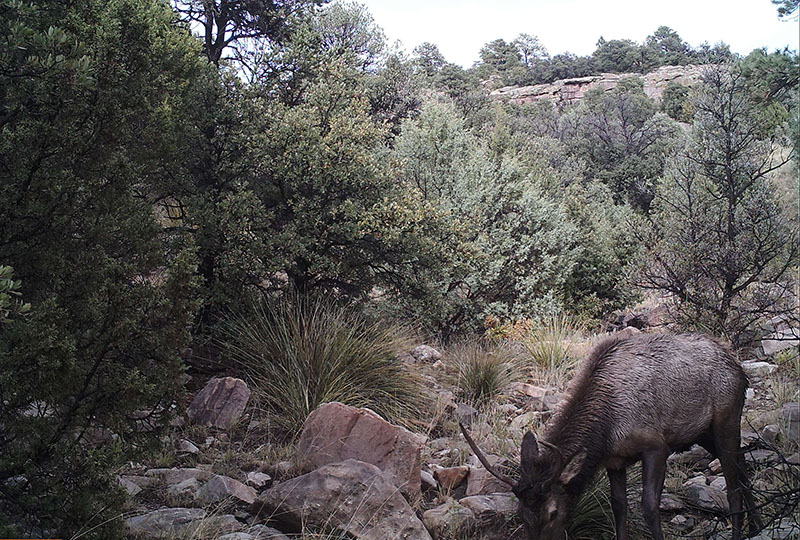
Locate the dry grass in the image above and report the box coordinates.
[224,296,426,436]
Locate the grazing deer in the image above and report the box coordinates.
[461,333,762,540]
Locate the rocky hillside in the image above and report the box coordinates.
[490,64,708,105]
[118,317,800,540]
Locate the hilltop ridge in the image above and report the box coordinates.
[490,64,708,105]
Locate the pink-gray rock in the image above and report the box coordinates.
[682,476,729,513]
[466,465,512,496]
[195,474,257,505]
[167,477,201,498]
[145,467,211,486]
[250,459,433,540]
[118,475,143,496]
[411,345,442,363]
[297,402,427,498]
[187,376,250,429]
[459,493,518,521]
[136,510,238,539]
[422,498,474,539]
[248,525,292,539]
[490,64,708,106]
[432,465,470,491]
[245,471,273,489]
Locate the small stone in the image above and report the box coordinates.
[465,465,512,496]
[195,474,257,505]
[682,475,728,513]
[177,439,200,454]
[510,382,547,399]
[761,424,781,445]
[432,465,470,491]
[740,361,778,378]
[126,508,206,538]
[659,492,685,511]
[167,477,201,498]
[273,461,292,476]
[495,403,519,415]
[710,476,726,491]
[411,345,442,363]
[118,475,142,497]
[421,470,437,491]
[744,448,778,465]
[454,403,479,427]
[669,514,694,531]
[510,411,540,432]
[459,493,517,520]
[245,471,272,489]
[708,458,722,474]
[422,499,474,539]
[248,525,292,540]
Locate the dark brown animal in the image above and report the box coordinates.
[461,333,762,540]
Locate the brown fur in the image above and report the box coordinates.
[510,333,761,540]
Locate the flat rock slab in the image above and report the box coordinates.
[682,476,729,513]
[187,376,250,429]
[126,508,243,538]
[466,465,513,496]
[422,499,474,539]
[297,402,426,498]
[459,493,518,520]
[196,474,257,505]
[251,459,433,540]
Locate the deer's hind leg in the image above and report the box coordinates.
[713,413,746,540]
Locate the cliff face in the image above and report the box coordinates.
[490,64,709,105]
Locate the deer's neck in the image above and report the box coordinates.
[544,388,614,497]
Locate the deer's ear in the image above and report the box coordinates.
[521,431,539,468]
[559,449,587,484]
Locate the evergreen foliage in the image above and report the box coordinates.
[0,0,200,535]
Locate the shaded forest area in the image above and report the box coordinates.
[0,0,798,537]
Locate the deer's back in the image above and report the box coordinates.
[564,333,747,460]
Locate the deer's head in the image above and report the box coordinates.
[459,424,585,540]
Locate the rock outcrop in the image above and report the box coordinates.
[491,64,708,106]
[296,402,427,498]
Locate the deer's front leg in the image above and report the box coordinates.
[641,448,669,540]
[607,467,628,540]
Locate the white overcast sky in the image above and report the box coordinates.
[357,0,800,68]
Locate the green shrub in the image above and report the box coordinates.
[225,297,424,435]
[452,340,522,407]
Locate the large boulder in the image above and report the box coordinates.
[251,459,433,540]
[297,402,426,498]
[187,376,250,429]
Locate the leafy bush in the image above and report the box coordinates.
[225,297,424,435]
[0,1,200,536]
[451,340,522,407]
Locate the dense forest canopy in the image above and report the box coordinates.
[0,0,797,537]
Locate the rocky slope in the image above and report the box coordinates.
[120,319,799,540]
[490,64,708,106]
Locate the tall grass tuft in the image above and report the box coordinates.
[224,297,423,436]
[452,340,522,407]
[522,314,581,388]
